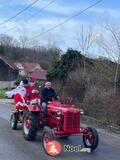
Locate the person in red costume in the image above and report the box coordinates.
[14,87,29,110]
[29,76,41,105]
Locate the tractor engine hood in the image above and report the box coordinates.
[47,101,80,114]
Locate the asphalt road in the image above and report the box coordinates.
[0,102,120,160]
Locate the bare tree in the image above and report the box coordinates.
[19,35,29,49]
[0,34,19,57]
[97,22,120,93]
[0,34,15,48]
[76,25,96,73]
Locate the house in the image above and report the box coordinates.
[14,63,25,76]
[29,68,47,80]
[0,56,47,81]
[14,62,47,80]
[0,56,19,81]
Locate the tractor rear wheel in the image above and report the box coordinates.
[83,127,99,152]
[23,112,38,141]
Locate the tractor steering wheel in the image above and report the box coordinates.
[48,94,57,102]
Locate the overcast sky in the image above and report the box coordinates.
[0,0,119,55]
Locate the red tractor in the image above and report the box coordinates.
[10,98,99,154]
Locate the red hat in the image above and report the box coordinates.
[30,76,37,82]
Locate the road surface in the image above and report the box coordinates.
[0,102,120,160]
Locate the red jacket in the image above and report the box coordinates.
[14,93,29,110]
[30,85,39,100]
[30,85,41,105]
[25,86,31,97]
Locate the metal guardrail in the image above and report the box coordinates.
[81,115,120,133]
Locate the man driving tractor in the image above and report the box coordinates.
[41,81,57,116]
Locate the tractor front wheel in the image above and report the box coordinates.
[83,127,99,152]
[42,126,55,154]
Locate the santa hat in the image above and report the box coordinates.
[30,76,37,82]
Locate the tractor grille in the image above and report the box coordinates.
[63,111,80,132]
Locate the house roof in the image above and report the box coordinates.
[14,63,24,70]
[29,68,47,80]
[0,56,18,70]
[15,62,42,73]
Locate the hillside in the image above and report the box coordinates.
[47,49,120,128]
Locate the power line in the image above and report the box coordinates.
[2,0,57,34]
[0,0,39,26]
[26,0,57,21]
[29,0,103,41]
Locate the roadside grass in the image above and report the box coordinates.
[0,89,7,99]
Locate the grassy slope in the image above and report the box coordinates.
[0,89,7,99]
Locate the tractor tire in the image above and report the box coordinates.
[83,127,99,152]
[10,113,18,130]
[42,126,55,155]
[23,112,38,141]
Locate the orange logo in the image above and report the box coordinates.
[46,140,62,156]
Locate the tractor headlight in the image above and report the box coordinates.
[56,110,62,116]
[80,109,84,114]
